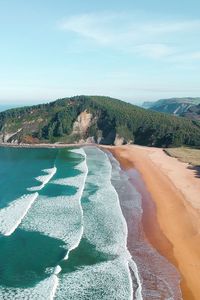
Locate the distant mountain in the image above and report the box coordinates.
[142,97,200,116]
[0,95,200,147]
[142,101,155,109]
[0,105,13,112]
[181,104,200,121]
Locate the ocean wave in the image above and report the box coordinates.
[0,193,38,236]
[20,148,88,299]
[83,148,128,254]
[0,272,59,300]
[27,167,57,192]
[20,149,88,251]
[68,146,134,299]
[55,256,132,300]
[69,148,86,157]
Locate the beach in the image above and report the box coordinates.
[106,145,200,300]
[1,141,200,299]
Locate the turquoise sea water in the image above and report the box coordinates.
[0,146,134,299]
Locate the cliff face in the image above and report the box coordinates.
[0,129,22,143]
[72,111,93,135]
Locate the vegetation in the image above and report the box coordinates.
[143,97,200,116]
[181,104,200,121]
[164,147,200,166]
[0,95,200,147]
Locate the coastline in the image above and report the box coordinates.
[0,142,93,148]
[2,141,200,298]
[105,145,200,300]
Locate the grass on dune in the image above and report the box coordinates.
[164,147,200,166]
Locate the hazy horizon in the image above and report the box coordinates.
[1,94,200,110]
[0,0,200,105]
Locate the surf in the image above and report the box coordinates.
[0,193,39,236]
[27,167,57,192]
[56,147,134,300]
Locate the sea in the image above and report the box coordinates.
[0,146,181,300]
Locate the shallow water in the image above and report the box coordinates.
[0,146,133,299]
[0,146,182,299]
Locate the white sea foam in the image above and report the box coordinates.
[83,147,128,255]
[0,193,38,236]
[56,250,133,300]
[54,265,62,275]
[0,273,59,300]
[20,148,88,299]
[21,149,88,250]
[69,148,86,157]
[55,146,134,300]
[129,259,143,300]
[27,167,57,192]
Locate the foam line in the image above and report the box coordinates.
[21,149,88,250]
[64,149,88,259]
[27,167,57,192]
[0,273,59,300]
[0,193,39,236]
[50,266,63,300]
[82,147,138,299]
[129,259,143,300]
[64,225,84,260]
[69,148,86,157]
[48,148,88,299]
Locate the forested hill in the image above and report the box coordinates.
[0,95,200,147]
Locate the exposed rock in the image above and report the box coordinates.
[1,129,22,143]
[114,134,125,146]
[72,110,92,135]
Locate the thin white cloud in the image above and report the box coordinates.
[59,13,119,44]
[169,51,200,62]
[59,13,200,61]
[132,44,176,59]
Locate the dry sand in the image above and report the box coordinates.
[105,145,200,300]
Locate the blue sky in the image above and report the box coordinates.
[0,0,200,105]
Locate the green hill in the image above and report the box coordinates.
[0,95,200,147]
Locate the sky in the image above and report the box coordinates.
[0,0,200,106]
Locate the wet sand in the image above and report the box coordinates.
[106,145,200,300]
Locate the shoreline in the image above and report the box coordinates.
[107,150,181,299]
[0,142,94,149]
[105,145,200,300]
[2,142,200,298]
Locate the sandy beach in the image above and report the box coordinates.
[106,145,200,300]
[1,141,200,298]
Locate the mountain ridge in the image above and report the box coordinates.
[0,95,200,147]
[142,97,200,116]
